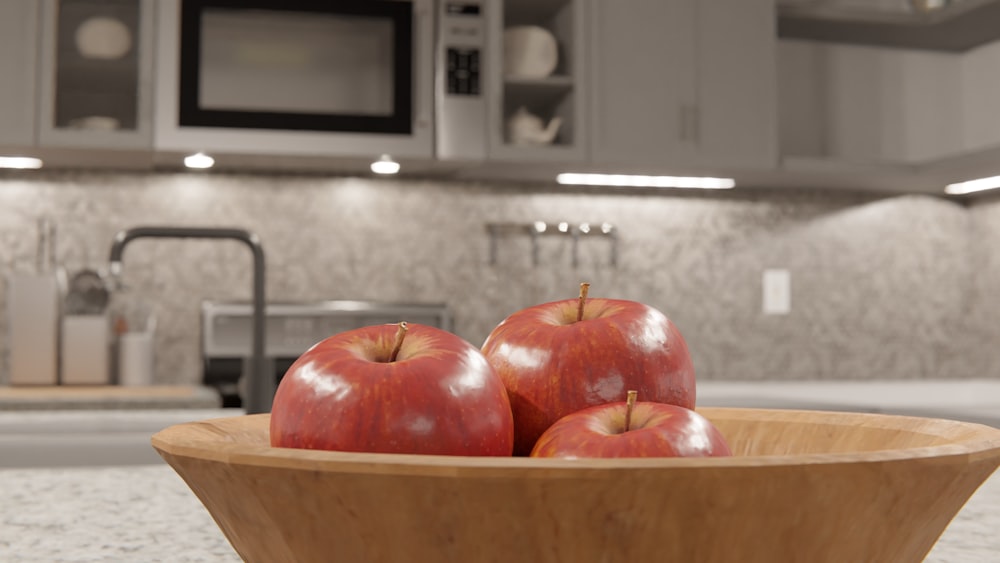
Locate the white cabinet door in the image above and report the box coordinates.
[588,0,777,170]
[0,0,38,148]
[961,40,1000,154]
[696,0,778,169]
[779,41,963,164]
[588,0,697,166]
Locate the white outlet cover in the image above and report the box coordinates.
[762,269,791,315]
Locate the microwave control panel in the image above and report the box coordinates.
[443,2,482,96]
[436,0,487,160]
[446,48,480,96]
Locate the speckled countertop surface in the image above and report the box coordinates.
[0,464,997,562]
[0,465,241,563]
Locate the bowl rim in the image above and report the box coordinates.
[151,407,1000,475]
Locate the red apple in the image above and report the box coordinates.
[482,284,696,455]
[270,322,514,456]
[531,391,731,458]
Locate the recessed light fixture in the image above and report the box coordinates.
[0,156,43,170]
[370,154,400,175]
[184,152,215,169]
[944,175,1000,195]
[556,173,735,190]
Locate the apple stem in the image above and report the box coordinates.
[624,390,638,433]
[388,322,408,362]
[577,282,590,322]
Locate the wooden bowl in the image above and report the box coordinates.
[152,408,1000,563]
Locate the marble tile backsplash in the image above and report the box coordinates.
[0,170,997,386]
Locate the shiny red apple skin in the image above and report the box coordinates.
[270,323,514,456]
[481,298,696,455]
[530,401,732,458]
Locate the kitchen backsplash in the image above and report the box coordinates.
[1,170,997,386]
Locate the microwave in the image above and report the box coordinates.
[154,0,487,161]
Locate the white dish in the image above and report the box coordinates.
[503,25,558,79]
[75,16,132,60]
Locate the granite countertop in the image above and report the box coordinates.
[0,464,997,562]
[0,465,240,562]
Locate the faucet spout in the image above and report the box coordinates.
[107,226,271,413]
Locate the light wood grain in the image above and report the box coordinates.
[151,408,1000,563]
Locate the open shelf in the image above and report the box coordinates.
[492,0,585,160]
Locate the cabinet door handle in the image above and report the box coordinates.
[678,105,688,142]
[690,105,700,145]
[679,104,699,144]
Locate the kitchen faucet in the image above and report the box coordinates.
[108,226,271,414]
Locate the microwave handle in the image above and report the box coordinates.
[413,0,434,131]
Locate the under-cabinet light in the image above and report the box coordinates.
[557,173,735,190]
[371,155,400,175]
[945,175,1000,195]
[0,156,43,169]
[184,152,215,169]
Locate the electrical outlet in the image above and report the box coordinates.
[762,269,791,315]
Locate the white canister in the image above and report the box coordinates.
[118,331,154,386]
[7,272,61,385]
[61,314,111,385]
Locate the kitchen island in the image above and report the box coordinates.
[1,464,997,562]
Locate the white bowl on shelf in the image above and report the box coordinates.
[75,16,132,60]
[503,25,559,79]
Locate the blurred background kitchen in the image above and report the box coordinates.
[5,3,1000,560]
[3,0,1000,407]
[3,172,998,388]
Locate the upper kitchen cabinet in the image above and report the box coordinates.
[153,0,435,161]
[588,0,778,170]
[0,1,39,148]
[36,0,155,150]
[588,0,696,166]
[778,40,965,165]
[697,0,778,169]
[778,39,1000,166]
[959,40,1000,154]
[487,0,587,162]
[775,2,1000,192]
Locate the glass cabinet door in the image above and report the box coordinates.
[39,0,154,149]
